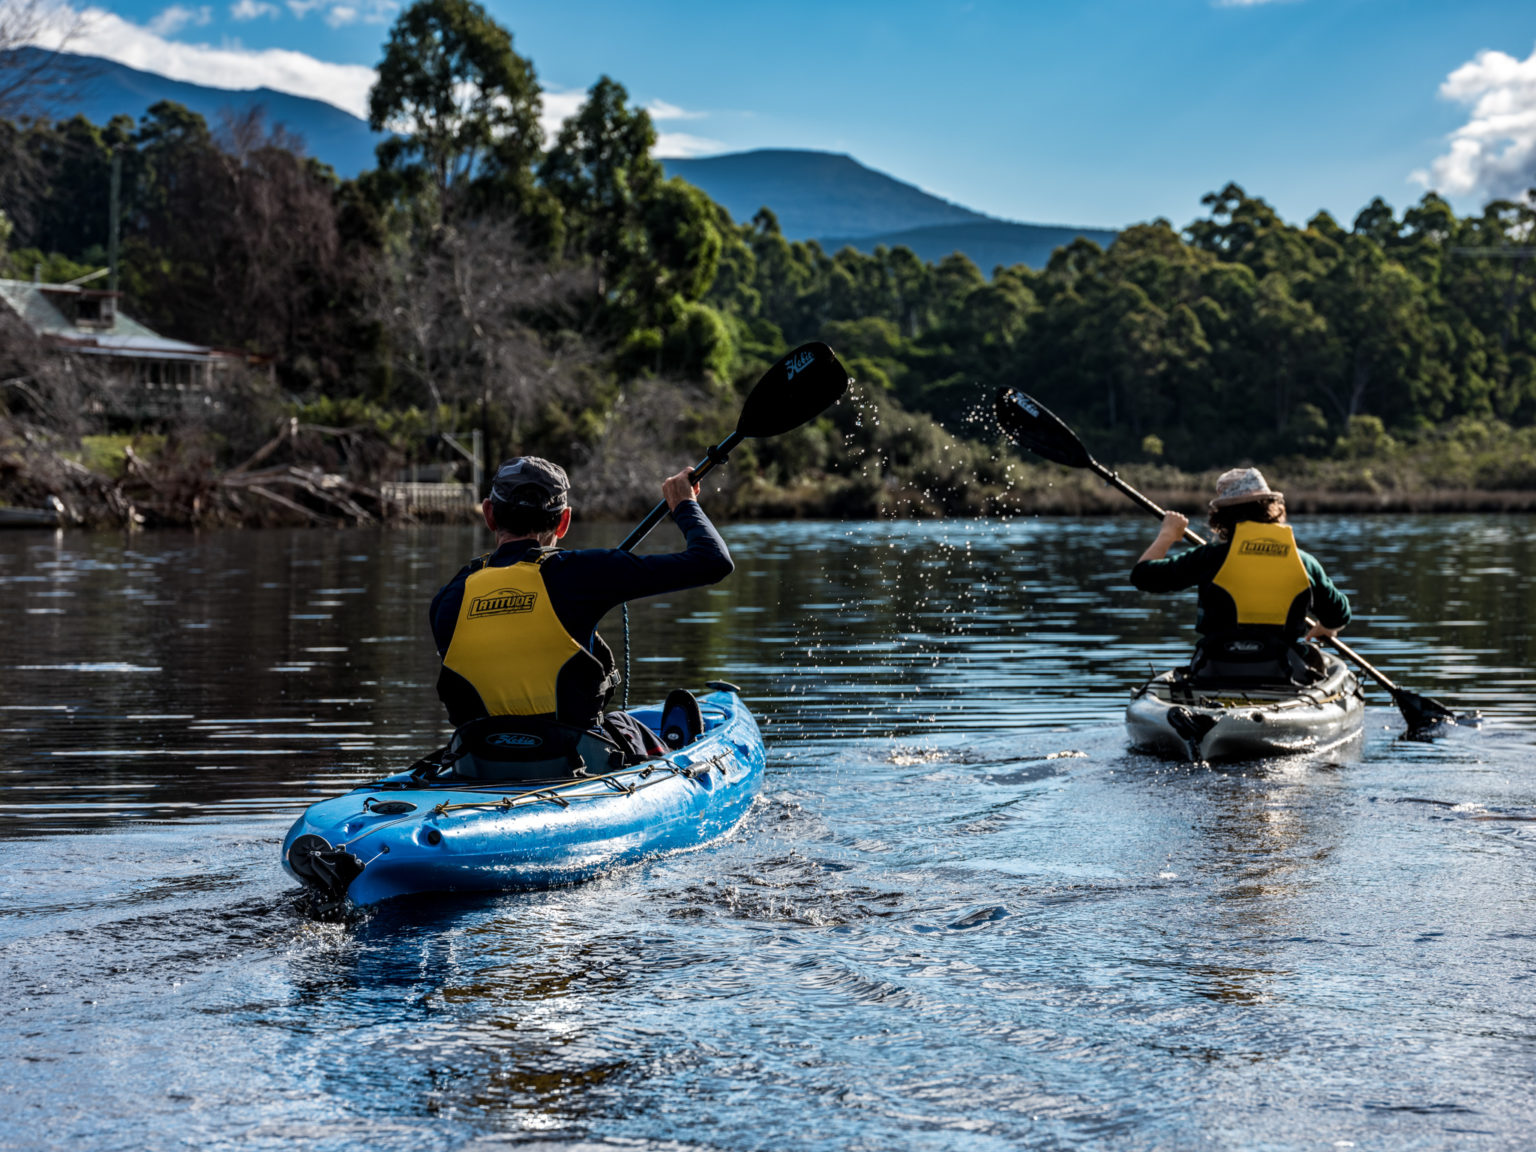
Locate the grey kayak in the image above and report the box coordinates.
[1126,651,1366,762]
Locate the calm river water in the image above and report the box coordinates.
[2,514,1534,1151]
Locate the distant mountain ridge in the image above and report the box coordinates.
[663,150,1117,272]
[662,150,989,238]
[2,47,382,177]
[820,219,1121,274]
[5,52,1118,272]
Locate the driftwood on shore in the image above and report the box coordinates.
[0,418,414,529]
[5,412,1536,531]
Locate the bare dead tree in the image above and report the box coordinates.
[215,105,308,164]
[0,307,109,436]
[0,309,123,522]
[377,214,600,447]
[0,0,89,119]
[112,108,369,389]
[213,109,344,375]
[574,376,714,517]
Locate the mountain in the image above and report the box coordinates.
[662,149,989,238]
[4,54,1116,272]
[2,47,381,177]
[819,219,1120,274]
[662,149,1117,272]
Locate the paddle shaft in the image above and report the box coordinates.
[616,430,745,554]
[1089,456,1412,698]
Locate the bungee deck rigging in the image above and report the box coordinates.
[419,751,733,816]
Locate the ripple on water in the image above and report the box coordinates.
[3,519,1536,1149]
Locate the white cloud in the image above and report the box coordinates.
[29,4,376,117]
[648,102,718,153]
[147,3,211,35]
[538,90,715,151]
[1212,0,1299,7]
[1415,42,1536,202]
[279,0,393,24]
[537,89,583,144]
[23,5,712,155]
[654,132,724,158]
[229,0,279,19]
[647,99,706,122]
[326,0,394,24]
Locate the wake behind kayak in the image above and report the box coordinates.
[282,688,764,912]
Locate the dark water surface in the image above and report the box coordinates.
[2,515,1534,1151]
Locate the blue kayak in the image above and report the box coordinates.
[281,688,764,909]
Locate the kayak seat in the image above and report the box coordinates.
[445,715,626,783]
[1186,632,1324,688]
[660,689,704,750]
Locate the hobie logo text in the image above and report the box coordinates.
[486,732,543,748]
[468,589,538,617]
[1239,540,1290,557]
[785,349,816,379]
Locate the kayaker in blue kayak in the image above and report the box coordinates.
[430,455,733,762]
[1130,467,1351,684]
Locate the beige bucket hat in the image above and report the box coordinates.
[1209,467,1284,510]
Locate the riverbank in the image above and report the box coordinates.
[6,470,1534,530]
[738,462,1536,522]
[992,480,1536,518]
[5,419,1535,529]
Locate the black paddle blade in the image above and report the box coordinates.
[737,343,850,438]
[1394,687,1475,734]
[995,388,1095,469]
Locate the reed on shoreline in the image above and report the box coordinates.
[6,433,1533,530]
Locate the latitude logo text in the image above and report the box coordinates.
[469,590,538,617]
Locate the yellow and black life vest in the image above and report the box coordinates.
[437,549,617,727]
[1209,522,1312,631]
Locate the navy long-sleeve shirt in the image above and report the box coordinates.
[430,500,733,657]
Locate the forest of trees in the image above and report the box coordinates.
[3,0,1536,524]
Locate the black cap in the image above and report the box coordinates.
[489,456,569,512]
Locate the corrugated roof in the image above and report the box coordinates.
[0,278,71,333]
[0,278,227,360]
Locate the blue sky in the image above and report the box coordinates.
[35,0,1536,229]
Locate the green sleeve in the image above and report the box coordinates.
[1300,551,1351,628]
[1131,542,1224,592]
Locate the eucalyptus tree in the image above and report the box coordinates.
[539,75,661,288]
[368,0,549,232]
[614,177,731,380]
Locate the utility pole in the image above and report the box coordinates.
[108,147,121,296]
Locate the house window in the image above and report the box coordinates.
[68,293,116,330]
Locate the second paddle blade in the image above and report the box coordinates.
[995,387,1096,469]
[737,342,850,439]
[1395,686,1477,734]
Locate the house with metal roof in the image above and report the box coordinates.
[0,277,254,417]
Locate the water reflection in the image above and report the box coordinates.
[2,516,1535,1149]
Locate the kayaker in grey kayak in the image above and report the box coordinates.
[1130,467,1350,684]
[430,456,733,762]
